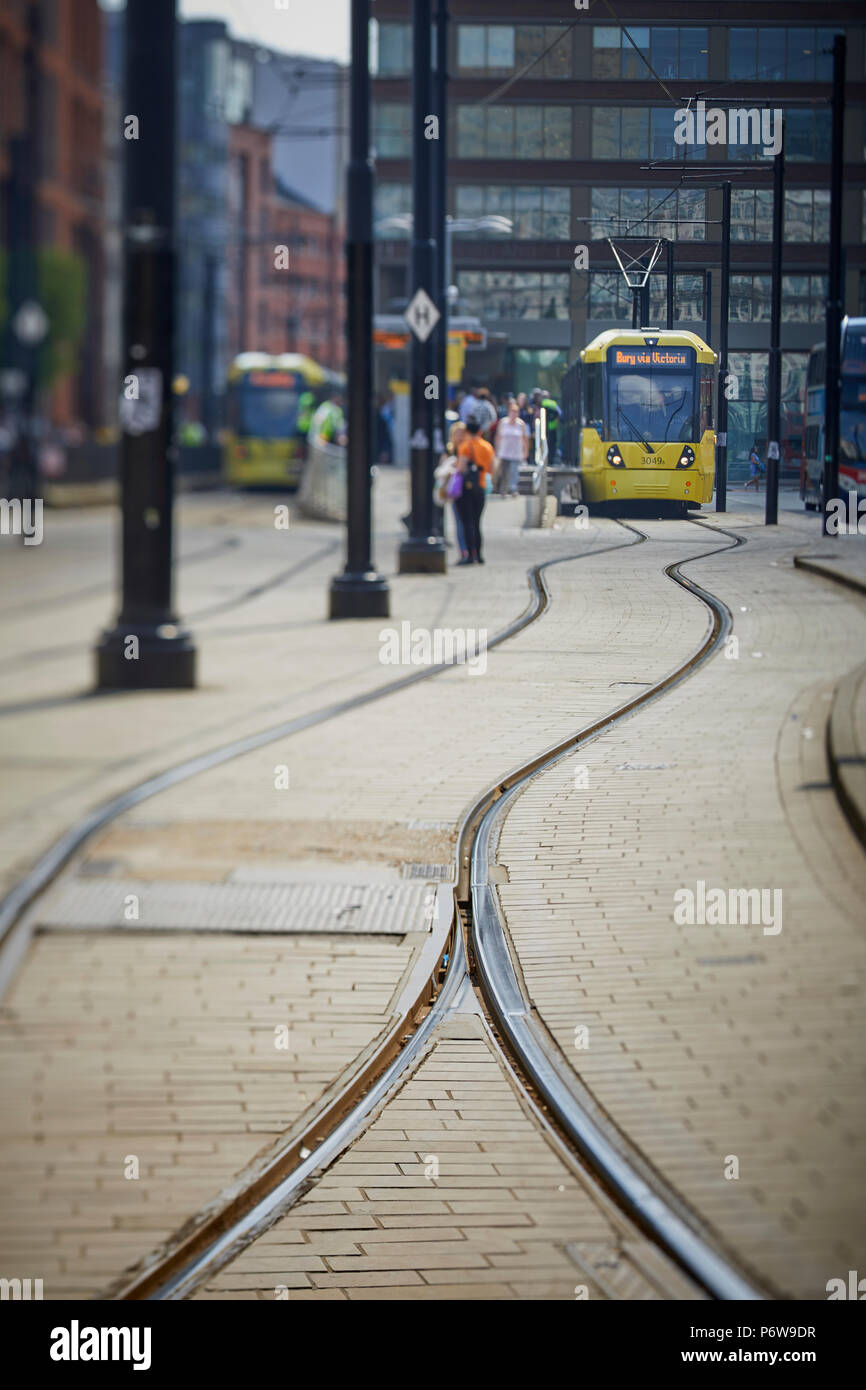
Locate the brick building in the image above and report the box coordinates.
[0,0,104,428]
[227,125,345,371]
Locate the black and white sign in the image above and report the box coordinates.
[404,289,440,344]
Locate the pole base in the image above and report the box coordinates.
[397,537,448,574]
[329,571,391,619]
[95,623,197,690]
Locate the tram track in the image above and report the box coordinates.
[0,535,341,685]
[0,514,763,1301]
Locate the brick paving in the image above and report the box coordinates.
[0,932,415,1298]
[193,1030,700,1301]
[495,514,866,1299]
[1,491,863,1300]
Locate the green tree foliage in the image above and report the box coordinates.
[0,246,88,389]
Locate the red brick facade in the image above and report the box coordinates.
[228,123,345,372]
[0,0,104,427]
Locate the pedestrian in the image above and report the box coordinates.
[530,386,561,464]
[434,421,470,561]
[376,393,394,464]
[474,387,498,443]
[745,440,763,490]
[455,415,495,565]
[308,392,347,447]
[494,397,530,496]
[459,383,481,424]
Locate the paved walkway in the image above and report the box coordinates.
[1,489,864,1300]
[495,512,866,1299]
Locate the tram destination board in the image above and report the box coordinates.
[610,347,696,370]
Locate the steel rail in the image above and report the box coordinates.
[469,520,766,1300]
[111,520,762,1302]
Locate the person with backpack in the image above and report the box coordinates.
[454,415,495,565]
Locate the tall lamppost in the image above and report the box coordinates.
[96,0,196,688]
[329,0,390,618]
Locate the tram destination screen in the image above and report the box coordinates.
[609,347,695,370]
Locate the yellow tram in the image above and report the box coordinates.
[223,353,329,488]
[559,328,716,508]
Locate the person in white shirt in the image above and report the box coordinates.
[493,398,530,496]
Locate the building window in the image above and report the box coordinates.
[592,107,704,161]
[731,189,773,242]
[455,270,570,320]
[782,274,827,322]
[592,27,708,81]
[783,110,832,163]
[728,28,841,81]
[372,103,411,159]
[456,25,572,78]
[784,189,830,242]
[456,105,572,159]
[455,185,570,239]
[374,182,411,236]
[590,187,705,241]
[732,276,772,322]
[731,273,826,323]
[588,271,705,321]
[374,22,411,77]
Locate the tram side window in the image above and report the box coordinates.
[583,363,604,432]
[699,364,715,433]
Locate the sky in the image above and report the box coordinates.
[99,0,351,64]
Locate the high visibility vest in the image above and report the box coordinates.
[309,400,344,443]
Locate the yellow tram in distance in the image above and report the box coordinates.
[223,353,329,488]
[559,328,716,509]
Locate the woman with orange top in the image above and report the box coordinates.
[455,415,495,565]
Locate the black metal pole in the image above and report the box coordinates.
[822,34,846,537]
[96,0,195,687]
[201,252,217,439]
[766,135,785,526]
[639,281,650,327]
[430,0,449,514]
[399,0,446,573]
[5,0,42,509]
[330,0,390,616]
[715,181,731,512]
[705,270,712,353]
[631,289,640,329]
[666,239,674,330]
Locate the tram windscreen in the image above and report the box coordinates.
[234,372,301,438]
[606,346,697,446]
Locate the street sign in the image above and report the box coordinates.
[404,289,440,343]
[12,301,49,346]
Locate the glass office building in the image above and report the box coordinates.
[371,3,866,459]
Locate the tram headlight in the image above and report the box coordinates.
[676,445,695,469]
[607,444,625,468]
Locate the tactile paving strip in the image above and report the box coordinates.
[29,876,438,935]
